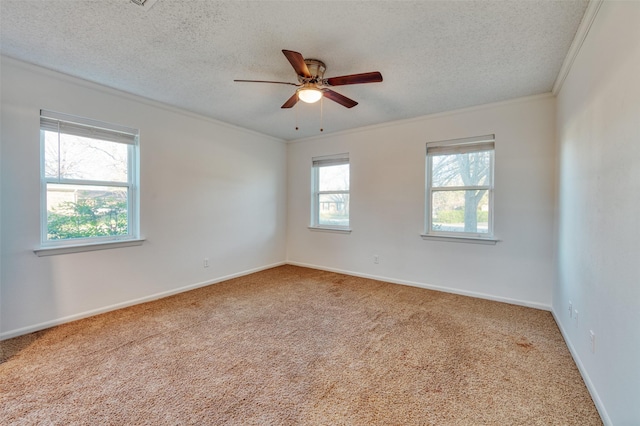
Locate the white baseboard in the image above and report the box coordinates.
[286,261,551,311]
[551,309,611,426]
[0,261,286,341]
[1,259,550,339]
[2,258,608,426]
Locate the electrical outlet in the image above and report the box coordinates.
[589,330,596,353]
[574,309,579,326]
[568,301,573,318]
[203,258,210,268]
[373,255,379,264]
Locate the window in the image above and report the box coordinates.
[311,153,350,230]
[40,110,140,248]
[425,135,494,239]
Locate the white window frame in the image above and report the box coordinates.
[423,134,497,244]
[36,110,141,255]
[309,153,351,233]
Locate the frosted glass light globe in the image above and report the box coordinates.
[298,88,322,103]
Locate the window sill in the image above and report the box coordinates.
[308,226,352,234]
[34,238,145,257]
[420,234,499,245]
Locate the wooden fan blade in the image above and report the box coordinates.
[325,72,383,86]
[282,50,311,78]
[323,89,358,108]
[281,93,299,109]
[234,79,299,86]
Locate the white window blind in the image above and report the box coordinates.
[427,135,494,156]
[312,153,349,167]
[40,110,138,145]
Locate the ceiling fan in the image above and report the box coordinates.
[234,50,383,109]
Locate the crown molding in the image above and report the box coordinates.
[288,92,554,144]
[0,55,285,144]
[552,0,604,95]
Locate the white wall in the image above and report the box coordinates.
[2,5,637,421]
[0,57,287,338]
[287,94,556,309]
[554,1,640,424]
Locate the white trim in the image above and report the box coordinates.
[307,226,352,234]
[425,138,494,238]
[34,238,145,257]
[420,234,499,245]
[551,309,611,425]
[0,55,285,144]
[552,0,604,95]
[311,154,350,229]
[288,93,554,144]
[1,258,549,338]
[0,261,286,340]
[431,185,491,192]
[40,111,140,247]
[44,178,131,187]
[286,261,551,311]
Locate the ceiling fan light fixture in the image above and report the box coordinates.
[297,86,323,104]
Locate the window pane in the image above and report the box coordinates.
[319,164,349,191]
[44,131,60,179]
[431,150,491,188]
[46,183,129,241]
[431,190,489,233]
[44,130,129,182]
[318,193,349,227]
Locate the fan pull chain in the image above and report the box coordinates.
[320,96,324,132]
[295,95,299,131]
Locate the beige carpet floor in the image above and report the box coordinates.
[1,265,601,425]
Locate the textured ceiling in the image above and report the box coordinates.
[0,0,588,141]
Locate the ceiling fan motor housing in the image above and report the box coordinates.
[299,59,326,83]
